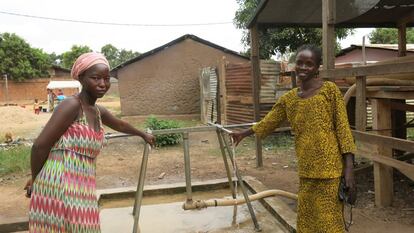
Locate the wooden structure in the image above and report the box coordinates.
[248,0,414,206]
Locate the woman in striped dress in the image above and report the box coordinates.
[25,52,155,232]
[231,45,357,233]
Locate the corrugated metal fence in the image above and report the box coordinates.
[225,60,284,124]
[199,61,414,127]
[200,67,218,123]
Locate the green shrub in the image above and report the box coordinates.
[0,146,31,176]
[263,132,294,150]
[145,116,182,147]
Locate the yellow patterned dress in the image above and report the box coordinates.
[252,81,355,233]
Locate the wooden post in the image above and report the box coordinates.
[219,57,227,124]
[250,25,263,167]
[215,67,221,124]
[355,76,367,131]
[371,99,393,207]
[395,22,407,152]
[322,0,336,71]
[398,22,407,57]
[200,69,206,123]
[362,36,367,65]
[290,71,297,88]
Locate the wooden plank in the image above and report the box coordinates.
[390,101,414,112]
[372,99,393,207]
[250,25,263,167]
[352,130,414,153]
[356,148,414,181]
[366,86,414,92]
[366,91,414,100]
[355,76,367,131]
[320,61,414,79]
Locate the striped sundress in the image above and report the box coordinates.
[29,105,104,233]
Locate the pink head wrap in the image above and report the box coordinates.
[70,52,110,80]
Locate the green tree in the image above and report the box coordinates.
[369,28,414,44]
[0,33,51,81]
[117,49,139,66]
[48,52,61,66]
[101,44,119,68]
[60,45,92,69]
[234,0,353,59]
[100,44,139,68]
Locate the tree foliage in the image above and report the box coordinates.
[0,32,141,80]
[101,44,140,68]
[369,28,414,44]
[234,0,354,59]
[0,33,51,81]
[60,45,92,69]
[48,52,61,66]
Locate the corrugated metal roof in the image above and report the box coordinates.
[248,0,414,28]
[337,44,414,56]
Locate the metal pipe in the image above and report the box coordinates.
[220,130,261,231]
[183,132,192,203]
[216,129,236,198]
[209,122,233,134]
[132,143,150,233]
[105,123,274,140]
[182,189,298,210]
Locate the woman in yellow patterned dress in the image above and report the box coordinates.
[231,45,356,233]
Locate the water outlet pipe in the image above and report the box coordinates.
[182,189,298,210]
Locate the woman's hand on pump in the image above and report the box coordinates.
[143,133,156,147]
[230,132,244,146]
[230,128,254,147]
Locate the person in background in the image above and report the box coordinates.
[33,99,40,115]
[57,89,64,96]
[25,52,155,233]
[47,88,56,112]
[56,89,66,105]
[231,44,356,233]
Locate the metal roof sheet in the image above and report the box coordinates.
[248,0,414,28]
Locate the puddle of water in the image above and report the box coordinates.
[100,189,289,233]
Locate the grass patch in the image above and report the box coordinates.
[262,132,295,150]
[0,146,31,176]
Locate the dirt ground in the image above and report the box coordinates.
[0,99,413,233]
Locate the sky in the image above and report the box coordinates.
[0,0,373,56]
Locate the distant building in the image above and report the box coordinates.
[48,65,71,79]
[112,34,249,117]
[335,44,414,65]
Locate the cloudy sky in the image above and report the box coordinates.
[0,0,372,55]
